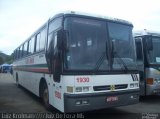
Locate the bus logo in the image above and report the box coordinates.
[110,85,115,91]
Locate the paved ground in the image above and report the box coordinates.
[0,73,160,119]
[0,73,48,113]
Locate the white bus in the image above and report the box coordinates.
[13,11,139,112]
[134,30,160,96]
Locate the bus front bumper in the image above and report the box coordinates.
[64,89,139,112]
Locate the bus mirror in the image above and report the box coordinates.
[146,36,153,51]
[111,40,117,54]
[53,52,62,82]
[57,30,68,51]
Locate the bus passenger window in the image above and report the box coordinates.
[17,48,20,59]
[40,28,46,50]
[19,46,23,58]
[36,33,40,52]
[28,37,35,54]
[23,42,28,56]
[36,28,46,52]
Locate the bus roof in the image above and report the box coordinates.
[50,11,133,26]
[13,11,133,52]
[134,29,160,37]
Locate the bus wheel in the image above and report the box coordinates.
[42,83,52,110]
[16,74,20,88]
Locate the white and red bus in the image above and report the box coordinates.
[13,11,139,112]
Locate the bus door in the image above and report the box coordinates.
[135,37,146,95]
[46,30,64,111]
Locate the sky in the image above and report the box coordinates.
[0,0,160,55]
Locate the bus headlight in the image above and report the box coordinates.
[75,86,90,92]
[134,83,139,87]
[130,83,139,88]
[75,87,82,92]
[83,87,90,92]
[130,84,134,88]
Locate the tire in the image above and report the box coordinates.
[42,83,52,110]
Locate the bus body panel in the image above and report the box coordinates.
[13,67,140,112]
[145,68,160,95]
[64,89,139,112]
[13,52,47,96]
[50,74,139,112]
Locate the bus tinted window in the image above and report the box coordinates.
[40,28,46,50]
[19,46,23,58]
[49,18,62,33]
[17,48,20,59]
[23,42,28,56]
[35,28,46,52]
[13,51,16,60]
[28,37,35,54]
[36,33,41,52]
[15,50,17,59]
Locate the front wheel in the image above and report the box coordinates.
[42,83,52,110]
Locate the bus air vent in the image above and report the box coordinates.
[93,84,128,91]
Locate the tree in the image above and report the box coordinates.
[0,56,4,65]
[5,55,13,64]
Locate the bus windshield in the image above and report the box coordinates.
[148,37,160,64]
[108,23,136,70]
[64,17,136,71]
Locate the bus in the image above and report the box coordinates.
[0,64,12,73]
[12,11,139,112]
[134,30,160,96]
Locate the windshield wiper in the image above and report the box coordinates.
[94,52,106,71]
[113,51,129,72]
[114,51,138,81]
[111,40,129,72]
[94,41,108,71]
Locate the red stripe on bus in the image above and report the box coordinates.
[15,68,49,73]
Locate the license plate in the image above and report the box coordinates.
[107,96,118,102]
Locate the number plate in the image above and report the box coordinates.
[106,96,118,102]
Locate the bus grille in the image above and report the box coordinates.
[93,84,128,91]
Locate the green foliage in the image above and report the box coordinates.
[0,56,4,65]
[5,56,13,64]
[0,52,13,64]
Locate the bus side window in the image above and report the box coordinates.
[135,38,143,61]
[36,33,41,52]
[40,28,46,51]
[49,18,62,34]
[35,28,46,52]
[14,50,17,60]
[19,45,23,58]
[13,51,16,60]
[28,37,35,54]
[15,50,17,60]
[17,48,20,59]
[23,42,28,56]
